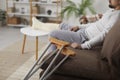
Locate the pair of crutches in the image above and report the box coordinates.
[24,37,76,80]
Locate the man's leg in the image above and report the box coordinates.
[50,30,86,44]
[47,29,86,53]
[59,22,74,30]
[47,44,57,54]
[47,22,74,53]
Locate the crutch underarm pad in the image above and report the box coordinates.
[49,37,76,56]
[49,37,69,46]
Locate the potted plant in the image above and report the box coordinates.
[0,9,6,26]
[61,0,96,19]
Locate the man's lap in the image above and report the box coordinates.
[49,29,87,44]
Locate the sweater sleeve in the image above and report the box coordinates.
[81,30,107,49]
[78,23,92,29]
[81,13,120,49]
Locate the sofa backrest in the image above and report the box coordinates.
[101,19,120,79]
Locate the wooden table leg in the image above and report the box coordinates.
[22,35,26,54]
[36,36,38,60]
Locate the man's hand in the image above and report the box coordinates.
[98,14,103,19]
[79,16,88,24]
[70,42,82,49]
[70,26,80,32]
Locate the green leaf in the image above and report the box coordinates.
[61,0,96,19]
[66,0,76,6]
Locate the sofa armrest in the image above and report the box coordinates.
[111,52,120,80]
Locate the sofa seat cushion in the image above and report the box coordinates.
[54,47,110,80]
[48,74,89,80]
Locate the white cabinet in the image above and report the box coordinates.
[6,0,63,27]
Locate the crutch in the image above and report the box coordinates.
[23,37,76,80]
[39,37,76,80]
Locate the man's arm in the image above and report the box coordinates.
[70,14,103,31]
[81,13,120,49]
[70,22,93,32]
[70,30,107,49]
[78,14,103,29]
[81,30,107,49]
[86,14,103,23]
[80,14,103,24]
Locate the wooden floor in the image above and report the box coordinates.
[0,26,48,80]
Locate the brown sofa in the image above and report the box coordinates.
[41,19,120,80]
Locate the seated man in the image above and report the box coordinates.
[48,0,120,53]
[39,0,120,79]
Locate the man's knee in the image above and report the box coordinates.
[59,22,65,30]
[49,30,59,38]
[59,22,71,30]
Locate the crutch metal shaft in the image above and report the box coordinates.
[40,46,64,80]
[27,49,58,79]
[24,37,76,80]
[43,55,69,80]
[24,42,52,80]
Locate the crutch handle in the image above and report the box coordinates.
[49,37,76,56]
[49,37,70,46]
[62,47,75,56]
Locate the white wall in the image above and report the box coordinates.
[62,0,109,14]
[93,0,109,13]
[0,0,109,12]
[0,0,6,10]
